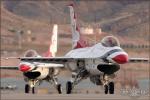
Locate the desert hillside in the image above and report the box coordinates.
[1,0,149,57]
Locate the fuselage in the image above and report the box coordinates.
[66,42,128,61]
[65,42,128,75]
[19,61,50,80]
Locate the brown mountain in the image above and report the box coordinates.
[1,0,149,55]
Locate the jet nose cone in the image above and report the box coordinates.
[112,54,128,64]
[19,64,31,72]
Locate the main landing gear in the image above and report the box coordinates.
[66,81,73,94]
[56,84,62,94]
[66,69,88,94]
[48,76,62,94]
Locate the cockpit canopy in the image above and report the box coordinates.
[24,50,38,57]
[101,36,120,47]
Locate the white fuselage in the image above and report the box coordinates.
[31,67,49,80]
[19,62,58,80]
[65,43,128,75]
[65,43,123,58]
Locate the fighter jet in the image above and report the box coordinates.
[1,24,63,94]
[13,4,149,94]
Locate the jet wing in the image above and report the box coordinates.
[19,57,149,64]
[1,57,68,70]
[0,63,64,70]
[15,57,75,63]
[129,58,149,63]
[32,62,64,67]
[0,66,18,70]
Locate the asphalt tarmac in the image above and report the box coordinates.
[1,93,149,100]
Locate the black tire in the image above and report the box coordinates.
[109,82,114,94]
[66,81,72,94]
[104,84,108,94]
[25,84,30,93]
[32,87,35,94]
[57,84,62,94]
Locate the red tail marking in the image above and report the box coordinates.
[74,39,88,49]
[44,50,52,57]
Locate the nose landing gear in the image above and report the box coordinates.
[104,82,114,94]
[25,80,38,94]
[103,74,115,94]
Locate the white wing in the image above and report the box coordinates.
[129,57,149,63]
[33,62,64,67]
[18,57,76,64]
[0,66,18,70]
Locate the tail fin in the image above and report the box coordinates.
[45,24,58,57]
[68,4,88,49]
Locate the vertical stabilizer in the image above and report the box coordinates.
[68,4,88,49]
[45,24,58,57]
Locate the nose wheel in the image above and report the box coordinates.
[50,77,62,94]
[25,80,38,94]
[66,81,73,94]
[104,82,114,94]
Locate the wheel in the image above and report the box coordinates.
[104,84,108,94]
[57,84,62,94]
[66,81,72,94]
[25,84,30,93]
[109,82,114,94]
[32,87,35,94]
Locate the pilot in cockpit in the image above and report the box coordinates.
[101,36,120,47]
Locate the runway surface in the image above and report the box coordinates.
[1,93,149,100]
[1,77,149,100]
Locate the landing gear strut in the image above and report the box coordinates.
[32,87,35,94]
[56,84,62,94]
[48,76,62,94]
[66,67,88,94]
